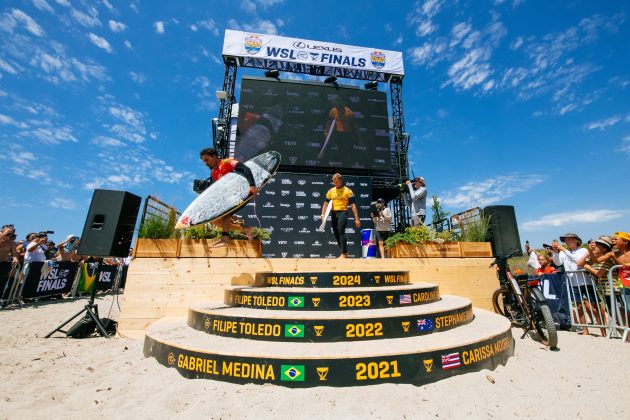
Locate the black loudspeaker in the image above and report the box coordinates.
[78,190,141,257]
[482,205,522,257]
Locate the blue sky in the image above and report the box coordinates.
[0,0,628,249]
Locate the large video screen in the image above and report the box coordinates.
[235,77,391,171]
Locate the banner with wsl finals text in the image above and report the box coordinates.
[222,30,405,76]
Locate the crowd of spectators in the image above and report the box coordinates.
[526,231,630,336]
[0,224,132,267]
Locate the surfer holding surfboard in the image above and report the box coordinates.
[196,147,258,242]
[320,173,361,258]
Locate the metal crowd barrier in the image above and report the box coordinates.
[607,265,630,342]
[1,259,128,309]
[562,269,611,337]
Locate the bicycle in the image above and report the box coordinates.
[491,250,558,349]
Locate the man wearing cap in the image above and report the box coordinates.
[552,233,596,333]
[405,177,427,226]
[371,198,392,258]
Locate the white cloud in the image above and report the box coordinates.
[7,149,37,165]
[195,19,219,36]
[189,24,197,32]
[510,36,523,50]
[241,0,257,14]
[7,9,45,37]
[124,40,132,49]
[32,0,54,13]
[408,0,444,37]
[88,33,112,53]
[55,0,70,6]
[585,115,622,131]
[622,135,630,154]
[521,209,625,231]
[227,18,279,35]
[71,8,101,28]
[82,147,193,190]
[0,58,18,74]
[128,71,146,84]
[50,197,77,210]
[92,136,124,147]
[108,20,127,33]
[154,21,165,34]
[441,174,545,209]
[100,0,116,13]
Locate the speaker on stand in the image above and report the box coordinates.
[46,189,141,338]
[482,205,522,257]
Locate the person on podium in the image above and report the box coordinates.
[321,173,361,258]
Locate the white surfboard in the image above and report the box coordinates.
[317,120,336,159]
[175,151,281,229]
[317,201,333,232]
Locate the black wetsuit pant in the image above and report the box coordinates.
[331,210,348,254]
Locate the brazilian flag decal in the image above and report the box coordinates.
[280,365,305,381]
[284,324,305,338]
[288,296,304,308]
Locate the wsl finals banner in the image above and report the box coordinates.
[222,30,405,76]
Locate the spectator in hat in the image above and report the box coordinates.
[405,176,427,226]
[552,233,598,334]
[578,236,614,336]
[0,225,19,263]
[371,198,392,258]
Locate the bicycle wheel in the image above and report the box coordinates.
[492,287,509,318]
[532,301,558,349]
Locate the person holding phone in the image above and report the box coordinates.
[56,235,81,262]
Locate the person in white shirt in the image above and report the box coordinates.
[552,232,601,335]
[24,233,48,264]
[405,177,427,226]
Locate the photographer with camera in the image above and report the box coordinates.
[371,198,392,258]
[25,231,53,264]
[0,225,19,263]
[405,177,427,226]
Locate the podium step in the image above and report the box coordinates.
[255,271,410,288]
[188,295,473,342]
[224,283,440,311]
[144,309,514,387]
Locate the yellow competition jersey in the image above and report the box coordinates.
[326,186,354,211]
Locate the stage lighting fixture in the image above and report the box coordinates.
[365,81,378,90]
[215,90,228,100]
[324,76,337,84]
[264,69,280,79]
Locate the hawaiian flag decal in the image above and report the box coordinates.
[441,352,461,370]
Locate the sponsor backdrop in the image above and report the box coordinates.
[235,78,391,170]
[236,172,372,258]
[222,29,405,76]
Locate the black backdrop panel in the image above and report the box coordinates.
[235,77,391,171]
[236,173,372,258]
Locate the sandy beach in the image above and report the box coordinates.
[0,294,628,419]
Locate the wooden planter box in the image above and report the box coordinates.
[387,242,492,258]
[134,238,180,258]
[179,239,261,258]
[134,239,262,258]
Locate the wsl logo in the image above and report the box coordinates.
[370,50,386,69]
[244,35,263,55]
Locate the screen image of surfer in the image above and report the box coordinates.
[235,77,391,171]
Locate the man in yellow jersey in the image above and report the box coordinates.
[321,173,361,258]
